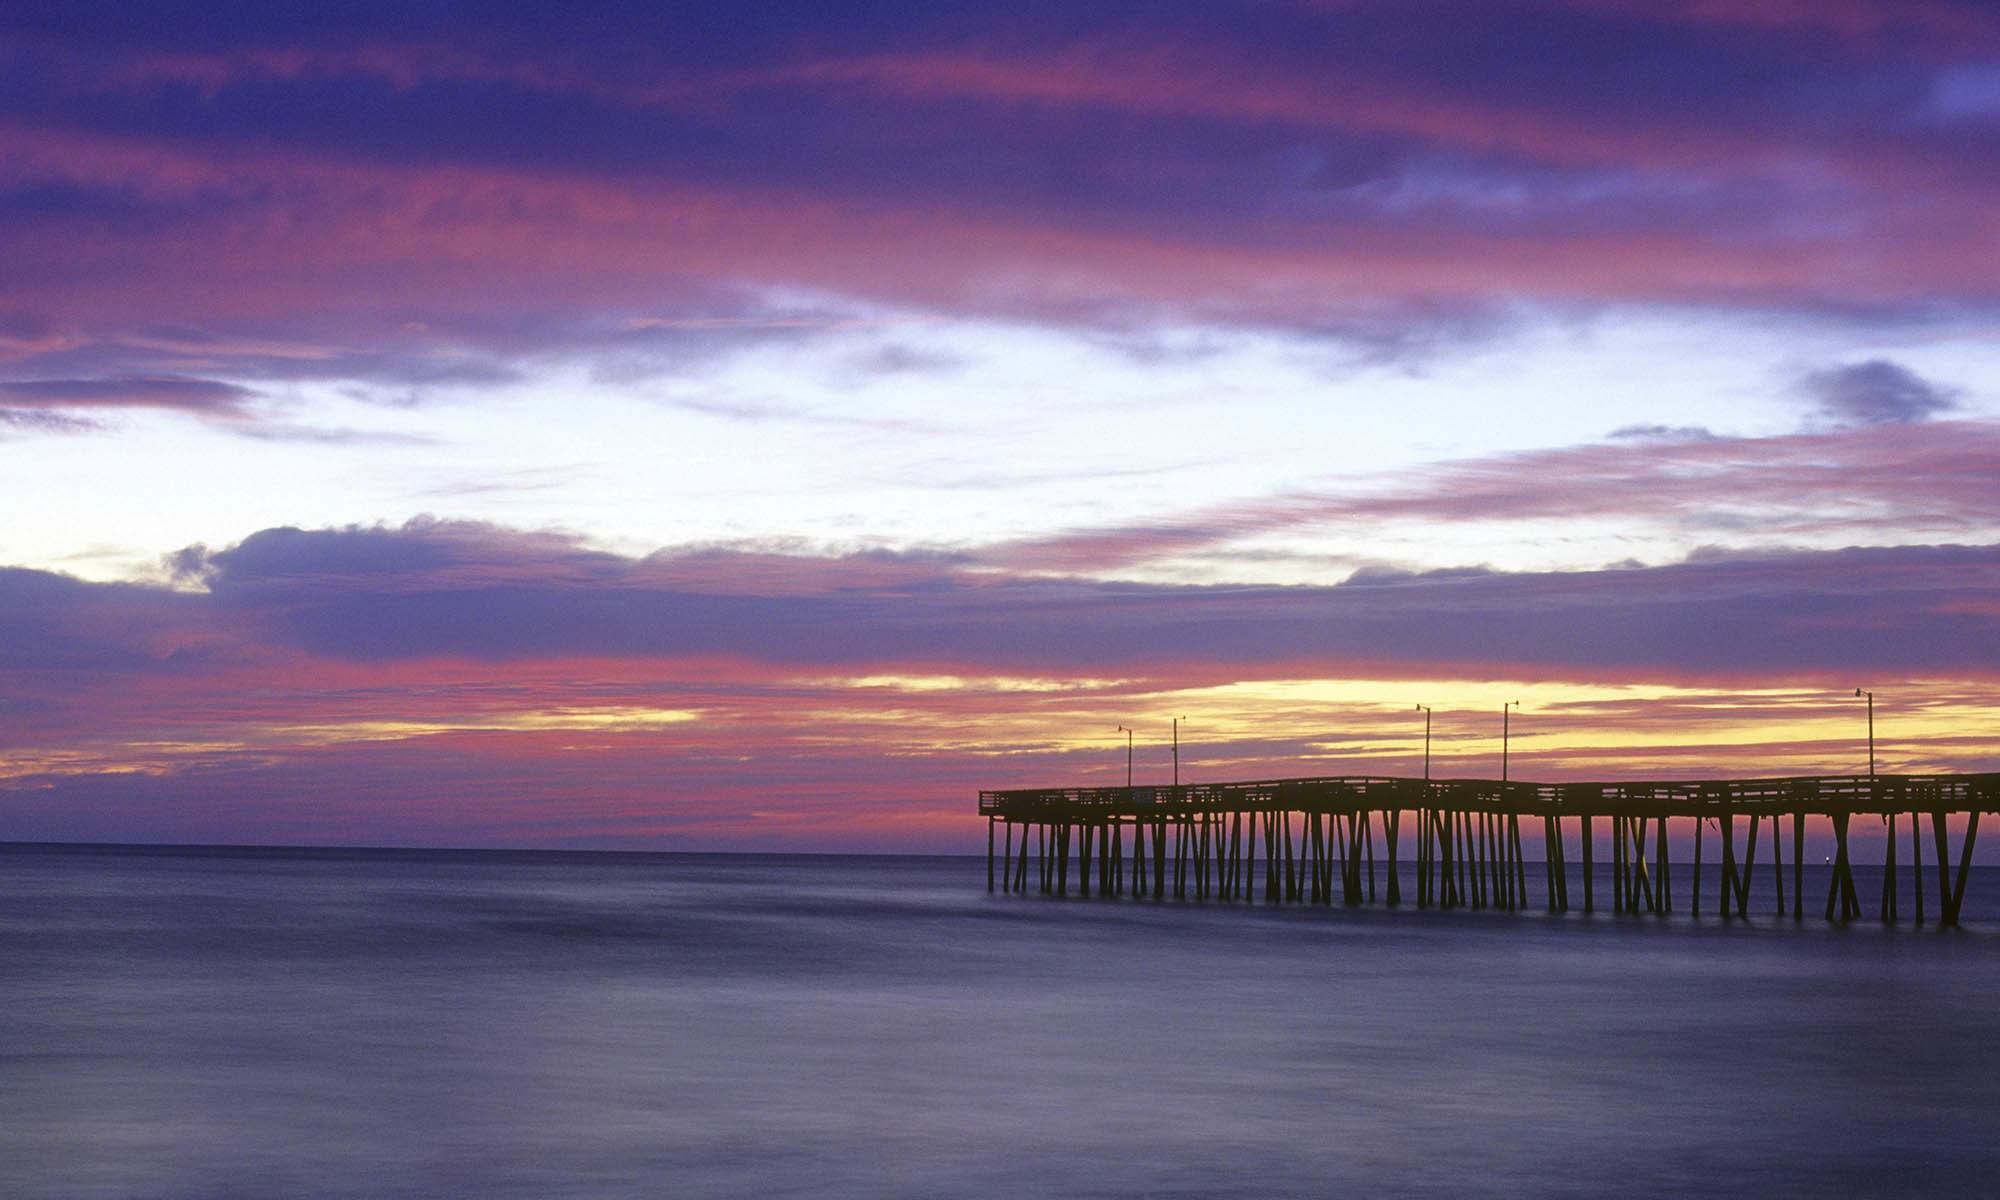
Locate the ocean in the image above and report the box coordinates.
[4,844,1997,1198]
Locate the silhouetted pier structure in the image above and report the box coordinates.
[980,774,1998,926]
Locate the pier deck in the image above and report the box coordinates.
[979,773,1999,925]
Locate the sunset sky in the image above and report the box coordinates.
[3,0,1998,850]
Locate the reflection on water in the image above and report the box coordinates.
[3,845,1997,1198]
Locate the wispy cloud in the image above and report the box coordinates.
[0,407,101,435]
[986,419,2000,574]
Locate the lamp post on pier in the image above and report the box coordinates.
[1502,700,1521,782]
[1172,716,1187,788]
[1415,704,1432,780]
[1116,725,1134,789]
[1853,688,1875,777]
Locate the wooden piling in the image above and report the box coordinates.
[1479,813,1496,909]
[1455,811,1472,907]
[1881,814,1896,924]
[1612,814,1626,914]
[1910,811,1923,925]
[1554,815,1569,912]
[1365,811,1379,903]
[1448,809,1463,909]
[1138,820,1148,896]
[1691,817,1702,919]
[1582,814,1595,914]
[1768,814,1782,915]
[1632,816,1657,915]
[1719,813,1736,918]
[1933,811,1951,917]
[1111,820,1124,897]
[1016,821,1030,892]
[1505,816,1518,911]
[1245,811,1257,904]
[1282,811,1297,902]
[1172,817,1186,899]
[1827,812,1860,922]
[1153,819,1167,900]
[1736,813,1759,917]
[1056,822,1071,897]
[1386,809,1402,907]
[1542,816,1557,912]
[1945,812,1980,927]
[1265,810,1281,902]
[1078,822,1092,899]
[1800,812,1816,924]
[1194,813,1208,901]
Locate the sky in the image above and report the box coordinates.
[2,0,1997,851]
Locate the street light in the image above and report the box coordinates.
[1171,716,1188,787]
[1116,724,1134,788]
[1502,700,1521,782]
[1415,704,1432,780]
[1854,688,1874,777]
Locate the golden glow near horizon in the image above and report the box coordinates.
[6,672,1993,786]
[766,673,2000,778]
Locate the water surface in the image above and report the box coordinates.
[4,845,1996,1197]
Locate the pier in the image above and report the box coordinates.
[980,773,1999,925]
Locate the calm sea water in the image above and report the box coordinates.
[3,844,1998,1198]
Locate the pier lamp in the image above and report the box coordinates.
[1172,716,1188,788]
[1854,688,1874,777]
[1502,700,1521,782]
[1116,725,1134,789]
[1415,704,1432,780]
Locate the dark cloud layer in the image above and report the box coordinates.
[12,519,1996,680]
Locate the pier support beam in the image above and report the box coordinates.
[1881,814,1897,924]
[1737,813,1759,917]
[1719,814,1736,918]
[1386,809,1402,906]
[1691,818,1702,919]
[1657,816,1671,913]
[1826,812,1860,923]
[1942,812,1980,928]
[1770,815,1783,916]
[1800,812,1816,924]
[1911,812,1923,925]
[1582,814,1595,914]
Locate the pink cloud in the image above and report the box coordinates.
[989,420,2000,573]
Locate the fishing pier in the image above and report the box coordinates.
[980,773,1999,926]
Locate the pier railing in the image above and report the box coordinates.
[981,772,2000,818]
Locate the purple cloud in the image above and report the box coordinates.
[0,375,254,414]
[11,519,1997,680]
[1801,360,1961,426]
